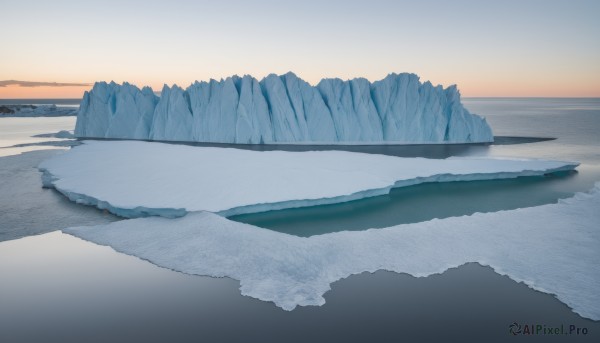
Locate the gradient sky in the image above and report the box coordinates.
[1,0,599,98]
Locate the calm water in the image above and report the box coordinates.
[1,99,598,237]
[231,98,600,235]
[0,98,80,106]
[0,116,76,157]
[1,98,599,342]
[1,231,597,343]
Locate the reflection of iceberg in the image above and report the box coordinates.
[74,73,493,143]
[39,140,578,218]
[33,130,75,139]
[64,183,600,320]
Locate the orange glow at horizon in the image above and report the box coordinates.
[1,76,598,99]
[0,85,89,99]
[2,1,598,100]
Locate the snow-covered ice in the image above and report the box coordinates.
[39,140,578,218]
[74,73,494,143]
[64,182,600,320]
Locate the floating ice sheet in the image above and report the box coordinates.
[64,183,600,320]
[40,140,578,218]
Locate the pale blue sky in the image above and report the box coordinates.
[1,0,599,97]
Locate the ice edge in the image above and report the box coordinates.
[62,183,600,320]
[41,164,578,219]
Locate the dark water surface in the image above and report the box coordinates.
[0,98,81,106]
[0,98,599,342]
[1,232,598,343]
[0,150,118,242]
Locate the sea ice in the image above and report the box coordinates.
[74,73,494,143]
[64,183,600,320]
[39,140,578,218]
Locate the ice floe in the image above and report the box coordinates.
[64,182,600,320]
[39,140,578,218]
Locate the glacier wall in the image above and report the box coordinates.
[74,73,493,143]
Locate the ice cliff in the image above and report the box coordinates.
[74,73,493,143]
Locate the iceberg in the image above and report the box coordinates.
[75,82,158,139]
[74,73,493,143]
[39,140,578,218]
[64,182,600,320]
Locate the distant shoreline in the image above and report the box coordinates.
[0,98,82,105]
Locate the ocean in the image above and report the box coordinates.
[0,98,598,342]
[0,98,81,106]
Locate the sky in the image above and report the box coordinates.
[0,0,599,98]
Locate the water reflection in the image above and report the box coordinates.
[0,117,76,157]
[84,136,552,159]
[1,231,597,343]
[230,168,597,236]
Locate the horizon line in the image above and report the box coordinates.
[2,96,600,100]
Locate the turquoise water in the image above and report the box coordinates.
[231,98,600,236]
